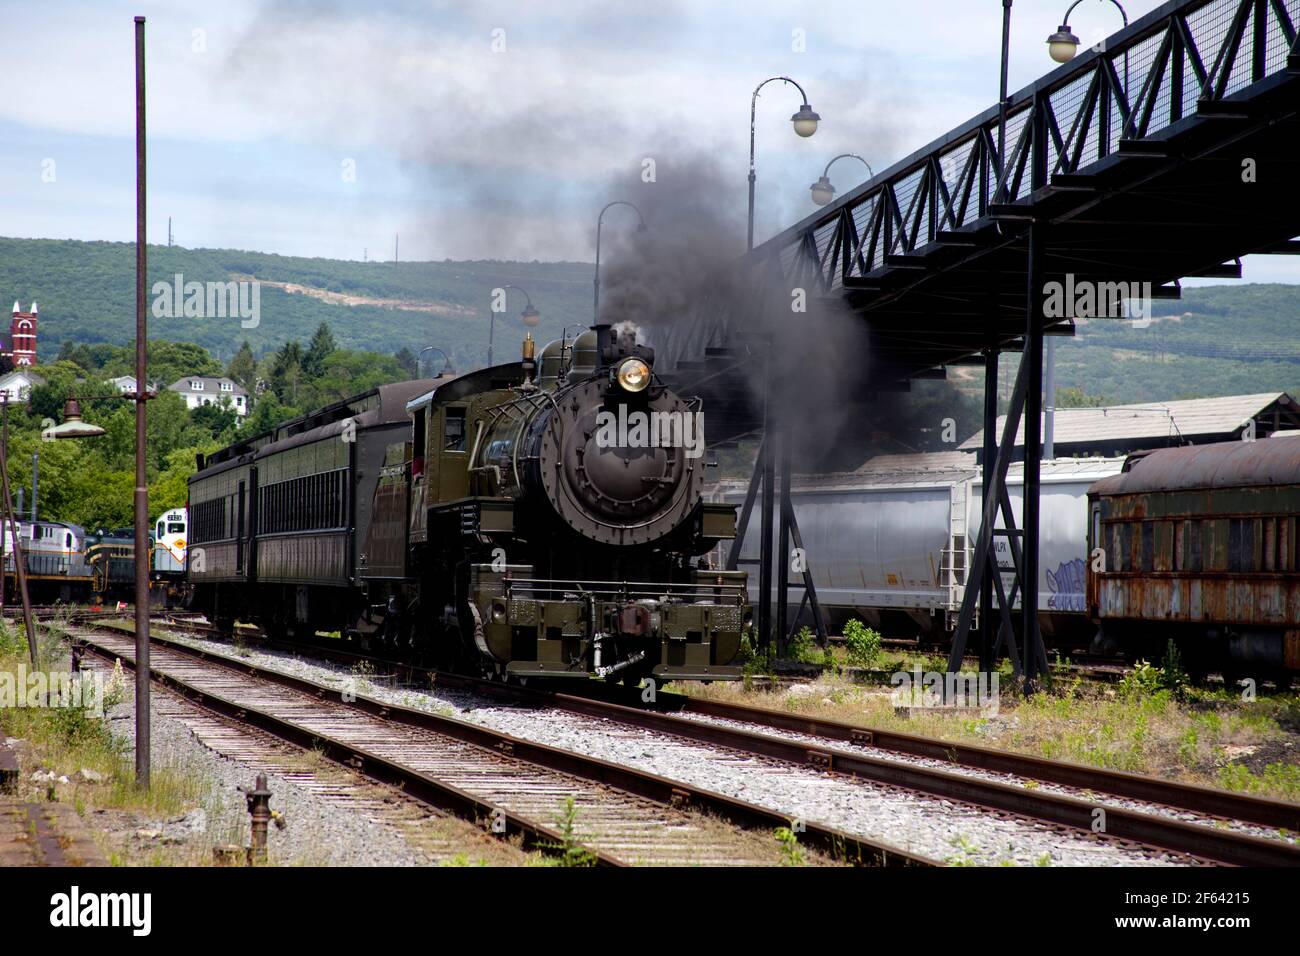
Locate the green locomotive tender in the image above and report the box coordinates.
[188,323,750,684]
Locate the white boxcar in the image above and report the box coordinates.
[713,452,1124,644]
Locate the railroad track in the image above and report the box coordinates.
[62,619,926,867]
[138,616,1300,867]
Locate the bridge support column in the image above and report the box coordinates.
[1022,219,1049,688]
[947,225,1051,688]
[776,416,791,655]
[758,386,775,657]
[979,346,999,674]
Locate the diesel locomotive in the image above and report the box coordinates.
[187,323,750,684]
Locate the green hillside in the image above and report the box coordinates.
[1048,283,1300,404]
[3,236,1300,406]
[0,237,596,369]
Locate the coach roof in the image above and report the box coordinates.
[1091,435,1300,496]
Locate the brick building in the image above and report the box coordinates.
[6,302,37,367]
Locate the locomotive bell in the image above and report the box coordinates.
[520,332,537,390]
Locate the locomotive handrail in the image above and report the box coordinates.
[502,576,749,603]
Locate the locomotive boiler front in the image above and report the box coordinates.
[479,326,705,546]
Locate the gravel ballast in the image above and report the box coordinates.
[156,631,1224,867]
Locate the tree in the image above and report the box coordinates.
[303,322,337,379]
[26,360,103,420]
[192,401,239,440]
[270,340,303,403]
[394,346,418,378]
[226,341,257,394]
[1056,385,1108,408]
[306,349,408,405]
[237,392,287,438]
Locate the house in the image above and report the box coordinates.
[107,375,163,396]
[0,369,44,403]
[167,376,250,418]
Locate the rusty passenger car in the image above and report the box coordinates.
[1086,437,1300,684]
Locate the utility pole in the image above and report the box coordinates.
[133,14,152,789]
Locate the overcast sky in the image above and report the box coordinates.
[4,0,1297,283]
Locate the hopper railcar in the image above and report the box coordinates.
[187,324,750,684]
[715,455,1125,648]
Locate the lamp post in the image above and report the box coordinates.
[593,201,646,322]
[1042,2,1126,462]
[418,346,454,378]
[748,76,820,251]
[997,1,1014,203]
[0,395,44,668]
[1047,0,1129,96]
[809,154,874,207]
[489,285,541,367]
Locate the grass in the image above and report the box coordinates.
[0,622,213,827]
[671,652,1300,804]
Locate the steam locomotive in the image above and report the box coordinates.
[187,324,749,684]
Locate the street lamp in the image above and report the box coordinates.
[47,396,108,439]
[748,76,820,251]
[490,285,540,367]
[1047,0,1130,98]
[809,154,874,207]
[0,394,109,666]
[0,394,40,668]
[418,346,454,378]
[41,386,157,762]
[593,201,647,322]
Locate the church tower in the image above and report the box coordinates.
[9,301,37,367]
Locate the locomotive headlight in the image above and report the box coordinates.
[616,358,650,393]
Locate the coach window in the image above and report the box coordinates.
[445,407,467,452]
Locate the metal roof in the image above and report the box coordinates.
[1091,435,1300,495]
[959,393,1299,452]
[852,450,977,474]
[706,451,1125,494]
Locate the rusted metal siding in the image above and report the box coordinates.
[1088,438,1300,631]
[1095,574,1300,628]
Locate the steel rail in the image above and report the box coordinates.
[69,620,932,867]
[139,617,1300,866]
[72,630,626,867]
